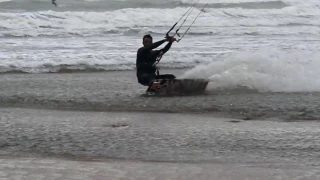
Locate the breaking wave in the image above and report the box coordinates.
[0,0,319,37]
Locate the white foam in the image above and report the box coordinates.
[0,0,320,37]
[180,47,320,92]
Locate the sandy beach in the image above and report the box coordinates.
[1,107,320,179]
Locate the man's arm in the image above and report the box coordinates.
[139,39,167,52]
[159,36,176,54]
[159,41,173,54]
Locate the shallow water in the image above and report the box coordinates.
[0,70,319,120]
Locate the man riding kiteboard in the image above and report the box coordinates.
[136,35,177,86]
[136,1,209,95]
[135,1,207,87]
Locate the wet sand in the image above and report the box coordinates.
[0,107,320,179]
[1,156,317,180]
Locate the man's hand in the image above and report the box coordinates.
[166,36,176,42]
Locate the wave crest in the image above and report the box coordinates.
[1,5,320,38]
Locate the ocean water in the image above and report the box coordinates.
[1,0,319,73]
[1,0,320,119]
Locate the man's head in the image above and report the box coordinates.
[143,34,153,47]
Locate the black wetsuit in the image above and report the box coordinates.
[136,39,176,86]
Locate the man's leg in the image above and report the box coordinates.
[138,73,156,86]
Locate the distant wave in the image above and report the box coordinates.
[1,6,319,38]
[122,1,289,10]
[1,25,319,38]
[191,1,288,9]
[0,0,288,12]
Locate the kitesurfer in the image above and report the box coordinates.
[136,34,176,86]
[135,2,207,87]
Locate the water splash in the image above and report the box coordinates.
[180,48,320,92]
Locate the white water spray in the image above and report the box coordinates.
[180,48,320,92]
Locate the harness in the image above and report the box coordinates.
[153,51,163,76]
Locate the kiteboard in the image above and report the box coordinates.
[146,78,209,95]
